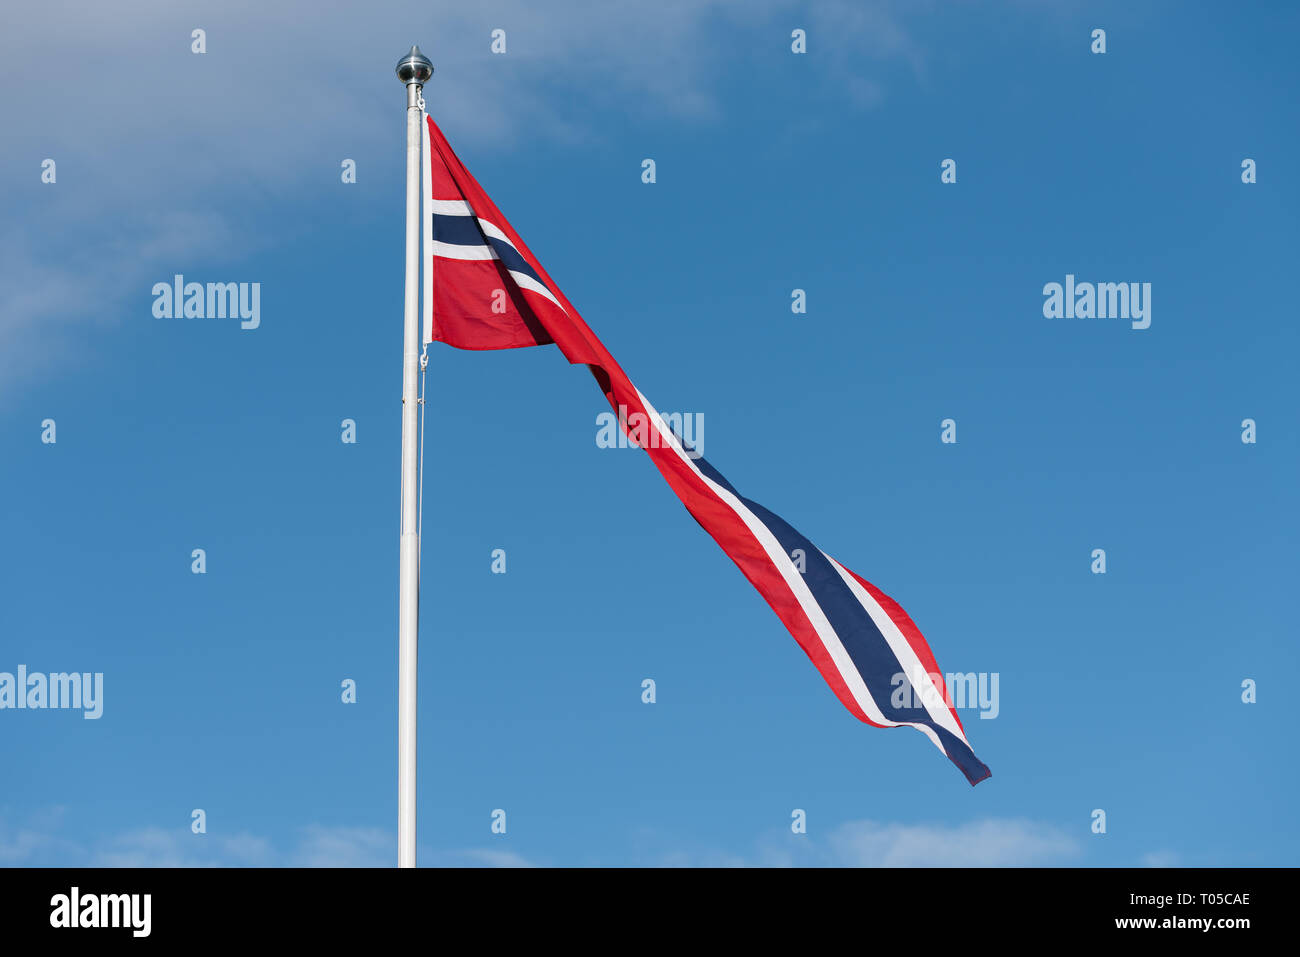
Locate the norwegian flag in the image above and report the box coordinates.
[421,114,990,786]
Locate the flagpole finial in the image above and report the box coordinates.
[396,45,434,85]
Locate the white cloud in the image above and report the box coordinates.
[429,848,536,868]
[91,827,261,867]
[637,817,1080,867]
[1139,850,1181,868]
[6,808,1084,867]
[0,0,927,396]
[289,825,391,868]
[819,817,1079,867]
[1,810,534,867]
[0,806,80,864]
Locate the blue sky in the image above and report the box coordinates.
[2,0,1297,866]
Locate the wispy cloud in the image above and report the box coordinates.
[289,825,392,868]
[1,810,533,867]
[427,848,536,868]
[91,827,273,867]
[6,808,1086,867]
[0,806,82,864]
[818,817,1080,867]
[0,0,929,395]
[1139,850,1181,868]
[634,817,1081,867]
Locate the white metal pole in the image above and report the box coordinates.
[395,44,432,869]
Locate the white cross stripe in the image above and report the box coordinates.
[631,387,957,759]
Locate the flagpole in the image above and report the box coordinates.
[396,43,432,869]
